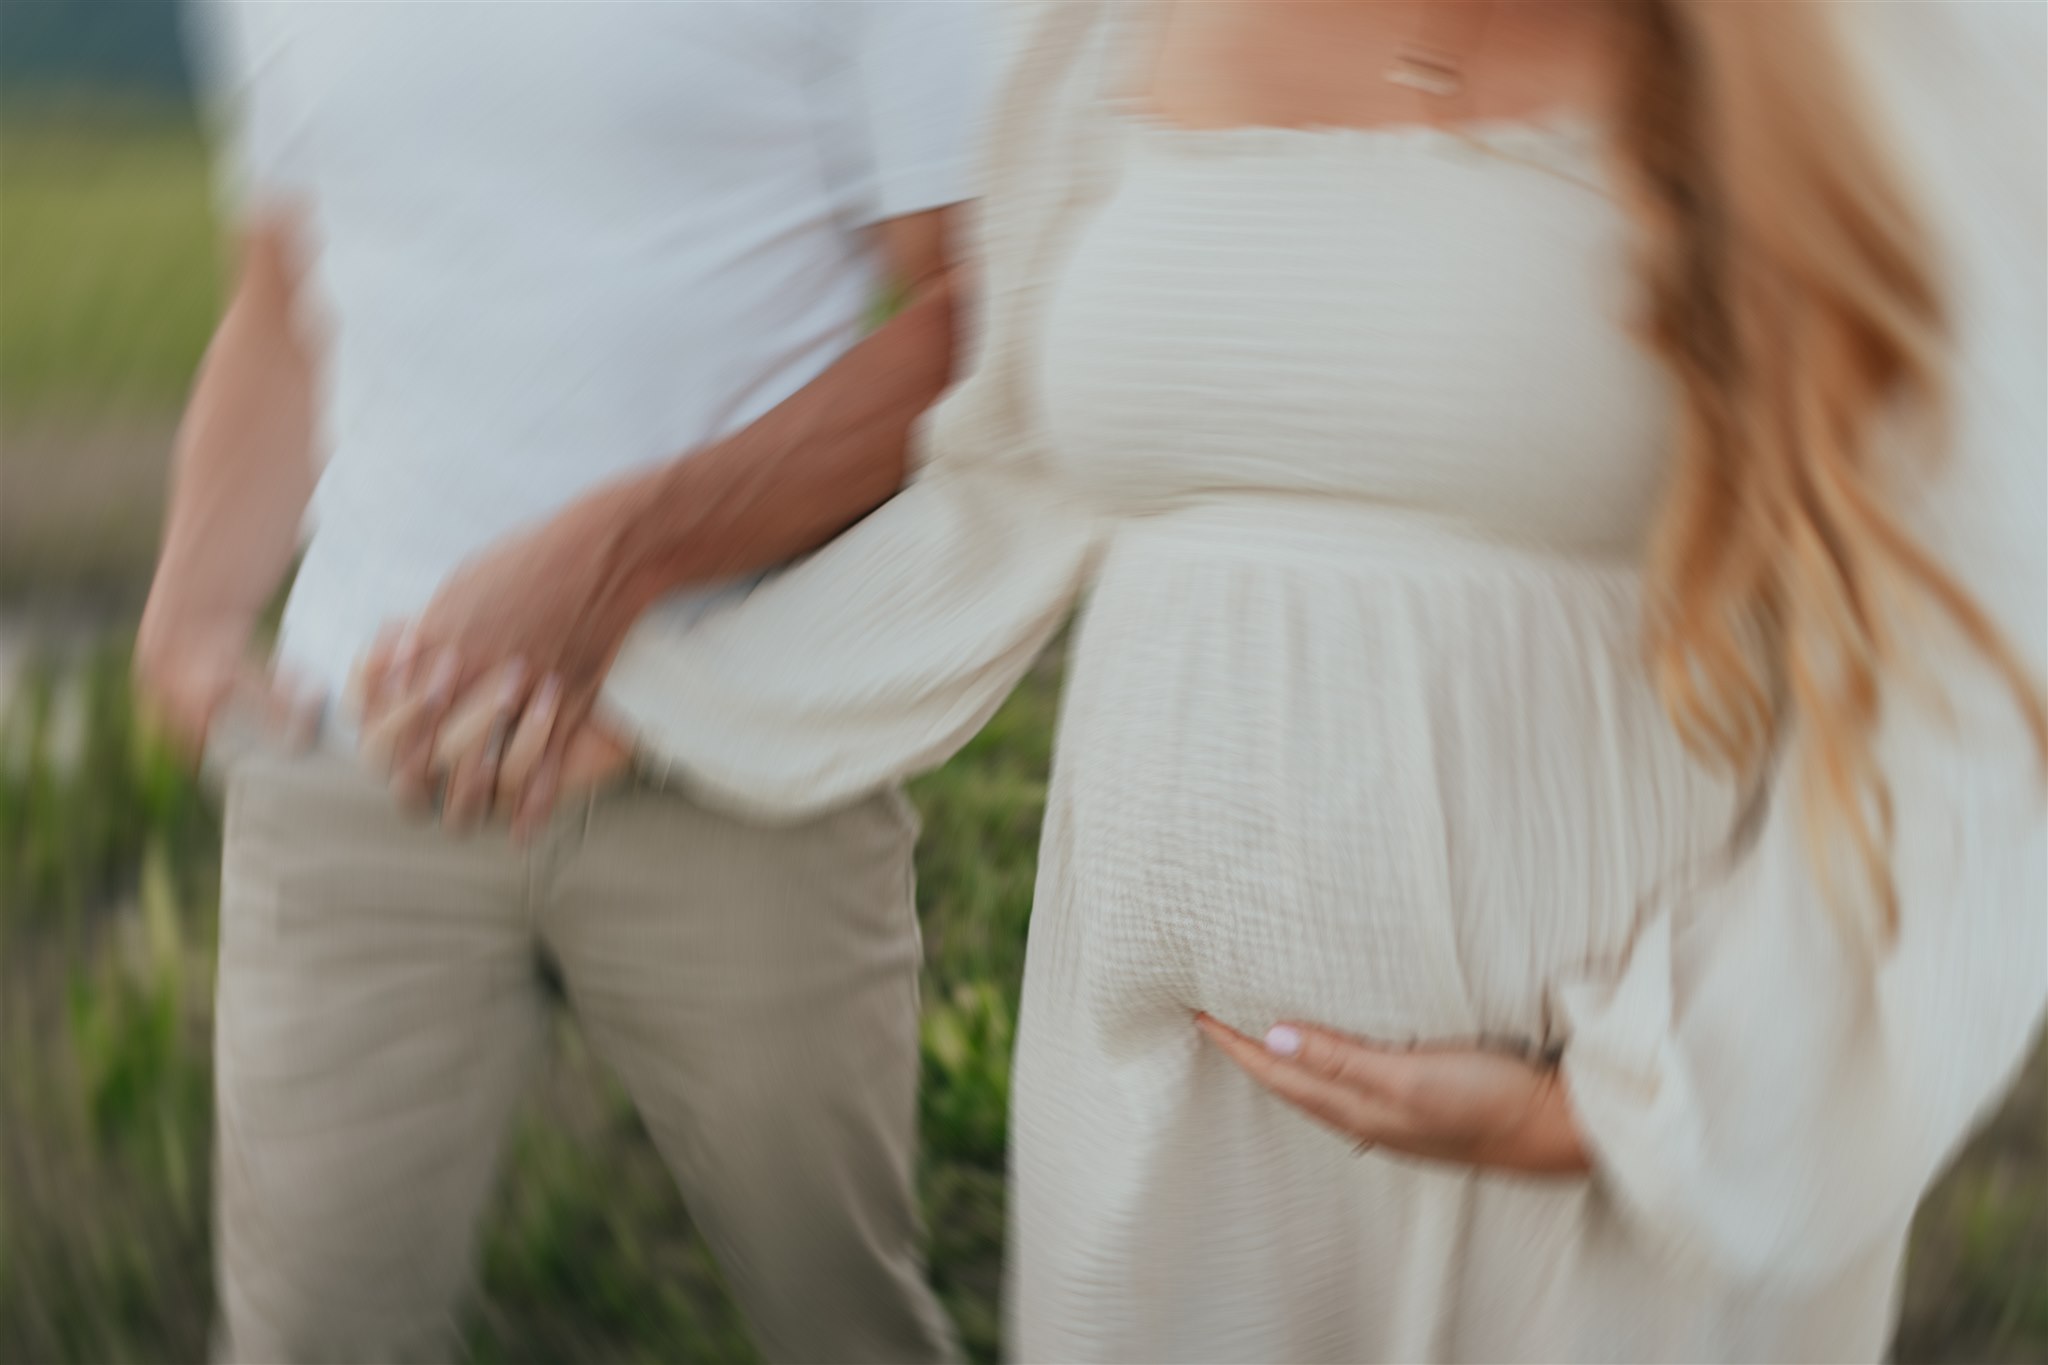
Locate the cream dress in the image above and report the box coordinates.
[600,3,2047,1360]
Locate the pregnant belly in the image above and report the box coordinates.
[1041,510,1737,1049]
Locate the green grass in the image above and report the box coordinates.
[0,109,222,417]
[1,108,218,599]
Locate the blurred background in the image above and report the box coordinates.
[0,2,2040,1361]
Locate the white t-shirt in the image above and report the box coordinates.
[188,0,992,707]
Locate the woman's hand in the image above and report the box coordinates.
[1194,1013,1589,1175]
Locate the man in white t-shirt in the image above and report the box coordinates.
[135,4,990,1360]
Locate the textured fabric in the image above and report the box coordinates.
[603,2,2047,1360]
[213,749,953,1365]
[183,0,994,700]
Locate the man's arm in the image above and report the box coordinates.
[601,208,960,609]
[358,207,966,831]
[135,215,320,755]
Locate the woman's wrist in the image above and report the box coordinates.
[1482,1062,1591,1174]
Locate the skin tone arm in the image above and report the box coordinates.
[135,215,323,756]
[612,209,959,597]
[354,207,964,835]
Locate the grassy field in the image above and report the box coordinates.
[2,109,2044,1364]
[0,107,221,417]
[1,109,214,599]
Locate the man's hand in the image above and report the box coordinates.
[428,660,634,834]
[134,602,319,763]
[355,481,646,826]
[356,651,633,836]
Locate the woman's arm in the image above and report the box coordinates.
[1197,1015,1590,1175]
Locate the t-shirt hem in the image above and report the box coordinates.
[861,160,978,226]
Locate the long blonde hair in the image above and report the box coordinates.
[1615,0,2046,940]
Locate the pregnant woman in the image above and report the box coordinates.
[400,0,2045,1358]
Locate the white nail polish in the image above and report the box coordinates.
[1265,1025,1304,1058]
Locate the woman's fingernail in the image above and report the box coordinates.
[533,674,562,713]
[1265,1025,1303,1058]
[499,659,528,705]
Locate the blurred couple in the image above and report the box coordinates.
[142,1,2045,1362]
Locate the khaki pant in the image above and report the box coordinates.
[212,747,956,1364]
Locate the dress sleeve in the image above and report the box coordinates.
[598,389,1100,824]
[1553,0,2048,1289]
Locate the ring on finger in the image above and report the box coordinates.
[479,714,510,782]
[483,714,510,766]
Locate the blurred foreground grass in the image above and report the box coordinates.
[0,636,1044,1363]
[2,107,2044,1365]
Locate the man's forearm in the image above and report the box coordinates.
[349,231,963,781]
[135,222,321,751]
[594,271,959,621]
[146,254,317,630]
